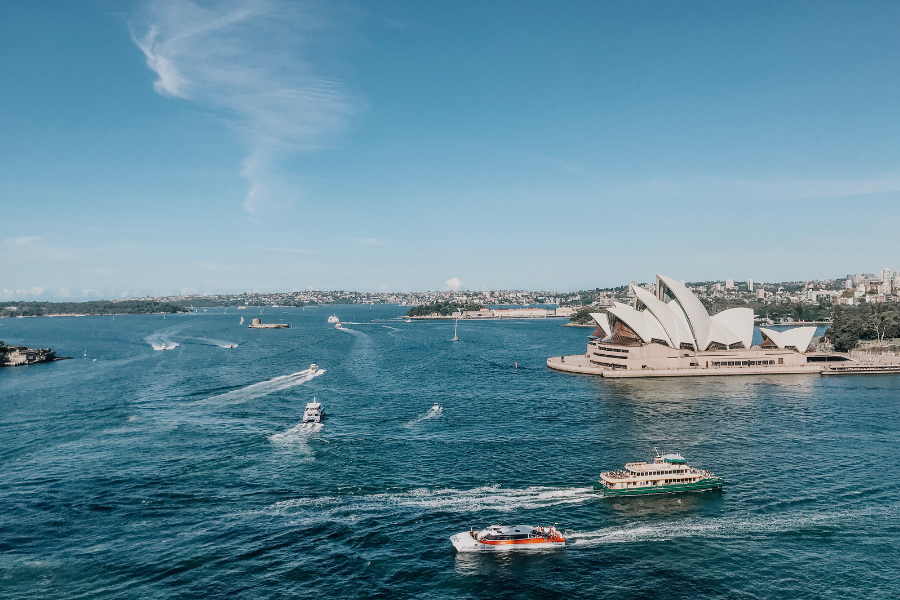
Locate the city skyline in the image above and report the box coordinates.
[3,1,900,300]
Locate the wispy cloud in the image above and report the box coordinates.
[250,245,317,253]
[4,233,53,247]
[353,237,384,246]
[1,287,46,299]
[132,0,359,213]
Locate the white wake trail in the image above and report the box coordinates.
[269,485,597,517]
[567,505,888,547]
[144,325,189,351]
[202,367,325,405]
[404,405,443,428]
[194,337,240,348]
[270,422,323,444]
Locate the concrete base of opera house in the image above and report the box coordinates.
[546,355,825,378]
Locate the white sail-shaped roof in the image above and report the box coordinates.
[631,285,693,349]
[710,308,754,349]
[590,313,612,339]
[656,275,713,350]
[607,302,670,345]
[759,327,817,353]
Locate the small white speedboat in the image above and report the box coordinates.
[432,403,442,411]
[327,315,339,324]
[334,322,342,329]
[450,525,565,552]
[309,363,318,373]
[302,398,325,424]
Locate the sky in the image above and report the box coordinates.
[2,0,900,300]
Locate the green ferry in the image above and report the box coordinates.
[595,448,724,496]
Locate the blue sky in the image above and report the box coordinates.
[3,0,900,300]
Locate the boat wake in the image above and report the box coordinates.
[269,485,597,517]
[203,367,326,405]
[567,506,883,547]
[404,405,443,427]
[269,422,323,444]
[144,325,188,351]
[194,337,240,348]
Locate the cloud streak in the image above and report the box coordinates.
[132,0,359,213]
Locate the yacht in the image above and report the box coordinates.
[451,317,459,341]
[596,447,723,496]
[327,315,340,324]
[302,398,325,424]
[450,525,565,552]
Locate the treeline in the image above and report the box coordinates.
[405,300,484,317]
[826,304,900,352]
[702,298,832,323]
[0,300,190,318]
[569,306,603,325]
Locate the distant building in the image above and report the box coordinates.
[748,279,753,292]
[725,279,736,289]
[883,268,893,293]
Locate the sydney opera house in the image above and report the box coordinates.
[548,275,823,377]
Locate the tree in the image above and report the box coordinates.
[870,306,899,343]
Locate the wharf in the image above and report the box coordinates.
[547,355,823,377]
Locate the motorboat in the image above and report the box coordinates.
[327,315,340,324]
[334,322,343,329]
[309,363,318,373]
[302,398,325,424]
[450,525,565,552]
[432,402,441,411]
[405,318,412,323]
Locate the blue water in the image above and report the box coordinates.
[1,306,897,598]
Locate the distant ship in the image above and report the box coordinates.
[451,318,459,341]
[596,448,724,496]
[240,317,244,325]
[327,315,340,324]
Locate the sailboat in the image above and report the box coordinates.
[240,316,244,325]
[452,317,459,342]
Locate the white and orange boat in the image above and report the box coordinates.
[450,524,565,552]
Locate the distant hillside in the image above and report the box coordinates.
[405,300,484,317]
[0,300,190,318]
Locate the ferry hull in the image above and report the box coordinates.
[596,478,724,496]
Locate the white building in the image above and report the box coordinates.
[748,279,754,292]
[725,279,736,289]
[548,275,820,377]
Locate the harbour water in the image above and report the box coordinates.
[1,306,897,598]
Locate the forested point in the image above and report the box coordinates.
[0,300,190,318]
[405,300,484,317]
[826,304,900,352]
